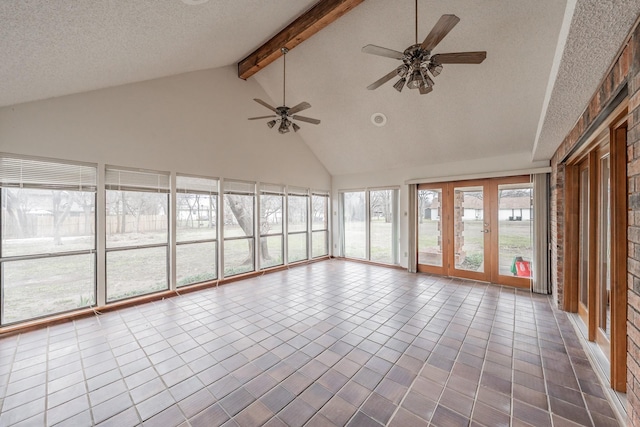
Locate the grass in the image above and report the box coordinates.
[418,219,532,275]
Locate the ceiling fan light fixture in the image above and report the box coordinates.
[267,120,277,128]
[393,78,406,92]
[292,122,301,132]
[406,69,424,90]
[278,119,291,134]
[428,63,443,77]
[396,64,409,78]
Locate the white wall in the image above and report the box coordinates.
[331,152,549,268]
[0,66,331,190]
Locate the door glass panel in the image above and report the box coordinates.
[599,155,611,339]
[454,186,484,272]
[370,190,394,264]
[418,189,443,266]
[343,191,366,259]
[579,167,590,307]
[498,184,533,277]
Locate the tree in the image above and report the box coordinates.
[51,190,72,245]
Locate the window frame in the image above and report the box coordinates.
[0,154,98,325]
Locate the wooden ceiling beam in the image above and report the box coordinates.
[237,0,364,80]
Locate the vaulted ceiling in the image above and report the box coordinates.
[1,0,639,176]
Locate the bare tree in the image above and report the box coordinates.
[51,190,72,245]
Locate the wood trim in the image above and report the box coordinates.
[610,121,627,392]
[417,183,448,275]
[237,0,364,79]
[587,152,598,341]
[563,163,580,312]
[448,179,491,283]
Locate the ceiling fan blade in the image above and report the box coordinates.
[292,115,320,125]
[362,44,404,60]
[431,51,486,64]
[420,14,460,51]
[366,69,399,90]
[288,102,311,115]
[419,85,433,95]
[253,98,277,112]
[248,115,277,120]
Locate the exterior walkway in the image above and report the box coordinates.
[0,260,621,426]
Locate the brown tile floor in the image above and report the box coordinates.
[0,260,622,426]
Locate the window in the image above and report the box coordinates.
[176,174,218,287]
[260,184,284,269]
[0,155,96,324]
[341,188,399,264]
[370,189,397,264]
[105,167,169,302]
[288,187,309,263]
[223,180,255,276]
[311,192,329,258]
[342,191,366,259]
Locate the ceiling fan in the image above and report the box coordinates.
[248,47,321,133]
[362,1,486,94]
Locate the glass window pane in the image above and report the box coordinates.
[288,233,308,263]
[260,194,283,235]
[343,191,366,259]
[176,241,217,287]
[312,231,328,258]
[2,254,95,324]
[107,247,168,302]
[288,195,308,232]
[498,184,533,277]
[224,195,254,238]
[224,238,254,276]
[418,189,443,267]
[370,190,395,264]
[2,188,95,257]
[312,195,328,231]
[176,194,217,242]
[454,186,484,272]
[261,235,283,269]
[579,168,590,306]
[106,191,168,248]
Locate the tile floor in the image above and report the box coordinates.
[0,260,622,426]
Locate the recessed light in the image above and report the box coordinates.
[371,113,387,127]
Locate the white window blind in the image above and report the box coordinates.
[105,167,170,193]
[312,190,330,197]
[260,183,285,195]
[176,175,218,195]
[224,180,255,195]
[0,154,97,191]
[288,186,309,196]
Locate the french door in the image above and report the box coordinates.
[417,176,532,288]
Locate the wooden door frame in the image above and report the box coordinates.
[417,176,532,288]
[448,179,491,283]
[562,106,627,392]
[416,183,449,276]
[610,119,627,392]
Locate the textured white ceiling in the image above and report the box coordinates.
[252,0,567,175]
[533,0,640,161]
[0,0,317,107]
[1,0,638,176]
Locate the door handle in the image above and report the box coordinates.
[481,229,490,233]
